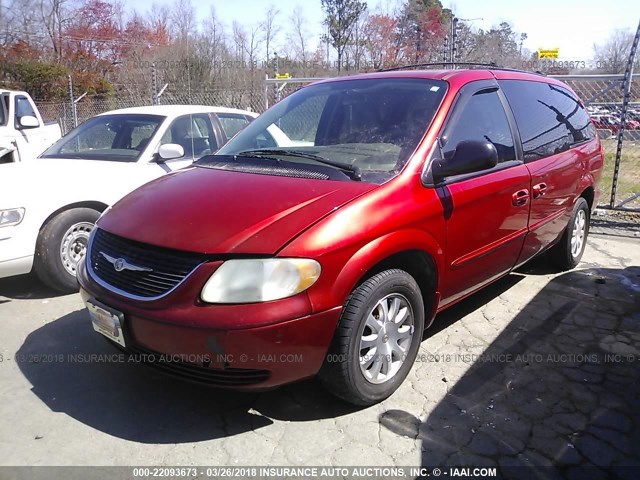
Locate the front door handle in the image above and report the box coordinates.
[512,189,529,206]
[532,183,548,198]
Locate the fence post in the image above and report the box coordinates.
[62,102,67,136]
[151,63,158,105]
[68,75,77,128]
[610,19,640,208]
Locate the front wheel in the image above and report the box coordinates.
[319,269,425,406]
[549,197,590,270]
[34,208,100,293]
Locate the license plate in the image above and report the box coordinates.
[86,299,126,347]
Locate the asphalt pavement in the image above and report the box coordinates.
[0,226,638,478]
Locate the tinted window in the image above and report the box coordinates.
[499,80,596,161]
[277,94,328,143]
[442,89,515,164]
[217,78,448,184]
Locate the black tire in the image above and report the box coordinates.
[548,197,590,271]
[34,208,100,293]
[319,269,425,406]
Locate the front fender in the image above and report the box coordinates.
[301,228,445,314]
[333,229,444,302]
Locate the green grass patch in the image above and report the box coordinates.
[599,139,640,207]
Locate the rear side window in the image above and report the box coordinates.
[499,80,596,161]
[217,114,250,139]
[442,89,516,164]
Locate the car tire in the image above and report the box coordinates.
[34,208,100,293]
[319,269,425,406]
[548,197,590,271]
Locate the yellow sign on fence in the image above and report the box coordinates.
[275,73,291,79]
[538,48,560,59]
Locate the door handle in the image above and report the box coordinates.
[512,189,529,206]
[532,183,548,198]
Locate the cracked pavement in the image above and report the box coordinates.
[0,226,638,476]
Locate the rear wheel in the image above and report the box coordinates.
[319,269,425,406]
[549,197,590,270]
[34,208,100,293]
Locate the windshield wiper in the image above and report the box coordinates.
[237,149,361,181]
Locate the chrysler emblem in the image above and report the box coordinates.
[100,252,152,272]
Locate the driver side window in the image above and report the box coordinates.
[442,89,515,164]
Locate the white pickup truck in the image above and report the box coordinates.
[0,90,62,163]
[0,105,258,292]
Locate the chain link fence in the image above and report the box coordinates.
[554,74,640,210]
[36,90,266,137]
[35,72,640,211]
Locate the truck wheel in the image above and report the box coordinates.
[34,208,100,293]
[549,197,590,271]
[319,269,425,406]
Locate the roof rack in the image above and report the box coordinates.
[378,62,498,72]
[377,62,546,76]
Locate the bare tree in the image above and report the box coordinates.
[261,5,279,68]
[1,0,19,48]
[201,6,227,72]
[169,0,196,41]
[287,5,310,65]
[593,29,635,73]
[148,1,170,36]
[39,0,72,62]
[232,21,247,66]
[244,23,263,70]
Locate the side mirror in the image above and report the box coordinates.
[18,115,39,129]
[432,140,498,182]
[157,143,185,161]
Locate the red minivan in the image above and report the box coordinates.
[77,68,603,405]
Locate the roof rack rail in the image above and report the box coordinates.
[377,62,547,76]
[378,62,498,72]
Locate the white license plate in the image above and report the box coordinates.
[86,299,126,347]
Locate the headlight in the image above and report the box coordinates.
[201,258,321,303]
[0,208,25,227]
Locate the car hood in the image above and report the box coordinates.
[0,158,160,210]
[98,166,377,254]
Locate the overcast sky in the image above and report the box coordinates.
[133,0,639,60]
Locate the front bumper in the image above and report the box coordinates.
[0,224,35,278]
[77,259,342,389]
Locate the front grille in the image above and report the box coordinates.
[128,344,271,386]
[89,228,207,298]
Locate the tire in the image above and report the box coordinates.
[548,197,590,271]
[34,208,100,293]
[319,269,425,406]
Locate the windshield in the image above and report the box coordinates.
[212,78,447,184]
[41,113,164,161]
